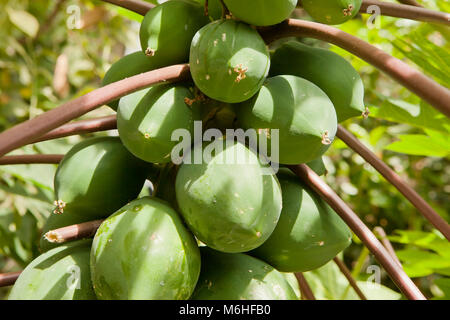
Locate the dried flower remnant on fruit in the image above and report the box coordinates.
[322,131,332,145]
[145,48,156,57]
[53,199,66,215]
[362,107,370,118]
[343,4,354,16]
[234,64,248,83]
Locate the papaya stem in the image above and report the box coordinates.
[43,219,104,244]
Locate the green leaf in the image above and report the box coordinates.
[370,99,450,134]
[7,7,40,38]
[384,133,450,157]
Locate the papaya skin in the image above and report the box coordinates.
[302,0,362,25]
[90,197,201,300]
[101,51,164,111]
[189,20,270,103]
[139,0,209,66]
[8,240,96,300]
[270,41,366,122]
[236,75,338,164]
[175,139,282,253]
[223,0,297,26]
[195,0,223,20]
[53,136,149,219]
[191,247,299,300]
[306,157,327,176]
[117,83,197,164]
[250,169,352,272]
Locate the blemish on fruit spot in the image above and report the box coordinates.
[205,74,210,80]
[362,107,370,118]
[256,231,261,238]
[213,39,218,46]
[319,241,325,246]
[222,33,226,41]
[144,133,150,139]
[321,130,332,145]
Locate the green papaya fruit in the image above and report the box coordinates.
[9,240,96,300]
[270,41,366,122]
[117,84,197,164]
[101,51,164,111]
[175,139,282,253]
[53,136,149,219]
[302,0,362,25]
[139,0,209,66]
[191,247,298,300]
[236,75,338,164]
[250,169,352,272]
[223,0,297,26]
[306,157,327,176]
[90,197,201,300]
[189,19,270,103]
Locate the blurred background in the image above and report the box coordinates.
[0,0,449,299]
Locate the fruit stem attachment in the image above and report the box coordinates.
[43,219,104,244]
[145,48,156,57]
[362,107,370,118]
[234,64,248,83]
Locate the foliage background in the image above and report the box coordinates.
[0,0,449,299]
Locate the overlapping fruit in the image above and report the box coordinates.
[9,0,365,300]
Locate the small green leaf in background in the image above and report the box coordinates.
[384,133,450,157]
[6,7,40,38]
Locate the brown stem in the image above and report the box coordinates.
[295,273,316,300]
[44,219,104,244]
[337,126,450,241]
[0,154,63,165]
[0,271,21,287]
[374,226,403,268]
[0,64,190,158]
[30,115,117,144]
[360,0,448,24]
[259,19,450,118]
[288,164,426,300]
[102,0,153,15]
[333,257,367,300]
[397,0,423,7]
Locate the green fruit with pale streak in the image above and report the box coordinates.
[139,0,209,65]
[101,51,164,111]
[53,137,149,219]
[9,240,96,300]
[223,0,297,26]
[250,169,352,272]
[236,75,337,164]
[90,197,201,300]
[302,0,362,25]
[189,20,270,103]
[191,247,298,300]
[175,139,282,253]
[270,41,366,122]
[117,84,197,164]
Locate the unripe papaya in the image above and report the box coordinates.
[302,0,362,25]
[236,75,338,164]
[189,20,270,103]
[139,0,209,66]
[175,139,282,253]
[90,197,201,300]
[53,137,149,219]
[270,41,366,122]
[283,273,301,299]
[306,157,327,176]
[8,240,96,300]
[223,0,297,26]
[117,84,197,164]
[191,247,298,300]
[250,169,352,272]
[101,51,164,111]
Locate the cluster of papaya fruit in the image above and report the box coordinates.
[9,0,365,300]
